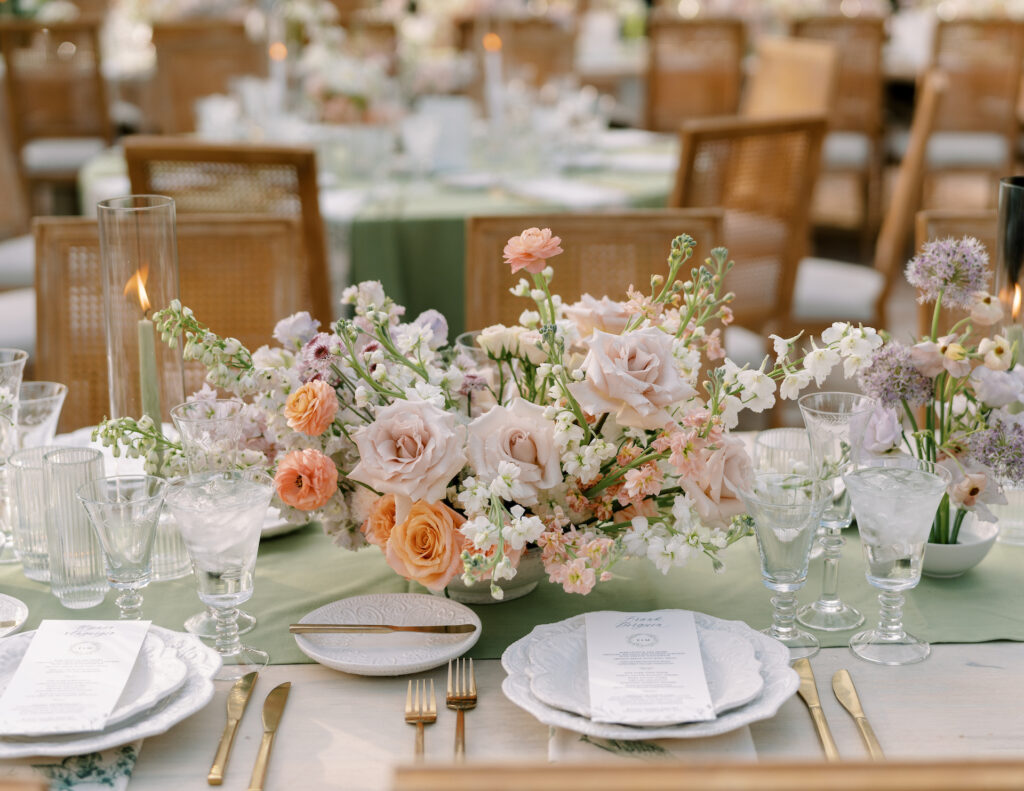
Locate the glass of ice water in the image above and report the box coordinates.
[843,456,951,666]
[166,469,274,680]
[740,471,828,660]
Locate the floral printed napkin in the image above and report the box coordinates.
[0,741,142,790]
[548,727,756,763]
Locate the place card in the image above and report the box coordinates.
[0,620,150,735]
[585,610,715,726]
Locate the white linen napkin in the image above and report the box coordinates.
[0,740,142,790]
[548,726,756,763]
[504,178,630,209]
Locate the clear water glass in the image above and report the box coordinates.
[166,469,274,680]
[78,476,167,620]
[754,428,824,561]
[8,445,63,582]
[43,447,106,609]
[15,382,67,450]
[170,398,256,638]
[844,456,951,665]
[797,391,876,632]
[0,349,28,563]
[740,471,827,660]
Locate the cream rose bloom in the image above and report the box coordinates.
[467,398,561,506]
[568,328,695,430]
[563,294,631,337]
[349,399,467,522]
[679,435,754,528]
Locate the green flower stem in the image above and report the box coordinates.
[950,506,968,544]
[929,288,945,343]
[583,450,668,498]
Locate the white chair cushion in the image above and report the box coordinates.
[0,288,36,359]
[724,325,769,369]
[886,129,1009,169]
[823,132,871,170]
[21,138,107,175]
[792,257,885,323]
[0,235,33,290]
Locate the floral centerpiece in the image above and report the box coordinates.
[855,236,1024,544]
[98,229,879,598]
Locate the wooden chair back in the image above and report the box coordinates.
[792,15,886,136]
[123,136,332,326]
[325,0,371,26]
[915,209,997,338]
[464,210,723,331]
[741,36,839,119]
[0,19,111,160]
[35,215,308,432]
[869,71,946,328]
[671,114,827,334]
[931,18,1024,139]
[152,20,267,134]
[644,16,745,133]
[458,17,576,89]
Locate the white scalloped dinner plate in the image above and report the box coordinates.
[293,593,481,676]
[0,626,221,757]
[0,594,27,638]
[502,611,798,740]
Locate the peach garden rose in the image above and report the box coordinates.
[503,227,563,274]
[275,448,338,511]
[361,494,397,548]
[284,379,339,436]
[385,500,467,590]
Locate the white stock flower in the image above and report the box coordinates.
[779,370,812,400]
[272,312,320,351]
[735,367,776,412]
[646,533,693,573]
[803,342,840,385]
[820,322,852,345]
[502,505,546,550]
[460,514,500,550]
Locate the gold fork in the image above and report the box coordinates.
[446,658,478,762]
[404,679,437,760]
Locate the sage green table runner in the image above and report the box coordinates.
[3,525,1022,664]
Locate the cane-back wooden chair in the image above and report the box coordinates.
[35,215,308,432]
[152,20,267,134]
[465,210,722,330]
[458,16,576,89]
[740,36,839,120]
[644,16,745,133]
[123,136,332,326]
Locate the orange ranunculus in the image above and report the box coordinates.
[385,500,467,591]
[502,227,563,274]
[274,448,338,511]
[284,380,338,436]
[362,494,397,548]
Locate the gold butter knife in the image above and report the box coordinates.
[833,669,884,760]
[0,620,16,628]
[207,670,258,785]
[793,658,840,762]
[247,682,291,791]
[289,623,476,634]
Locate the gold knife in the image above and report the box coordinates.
[0,620,16,628]
[289,623,476,634]
[833,669,885,760]
[207,670,258,785]
[793,658,840,762]
[247,682,291,791]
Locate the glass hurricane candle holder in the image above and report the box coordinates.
[844,456,952,666]
[78,475,167,620]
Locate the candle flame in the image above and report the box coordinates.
[483,32,502,52]
[124,267,151,313]
[269,41,287,61]
[1015,284,1022,321]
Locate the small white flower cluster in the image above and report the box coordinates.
[622,495,731,574]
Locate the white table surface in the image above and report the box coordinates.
[110,643,1024,791]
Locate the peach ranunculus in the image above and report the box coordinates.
[348,399,467,523]
[284,380,339,436]
[466,398,562,506]
[274,448,339,511]
[385,500,467,590]
[362,494,397,548]
[503,228,563,274]
[568,328,696,430]
[678,435,754,528]
[563,294,631,338]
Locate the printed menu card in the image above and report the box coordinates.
[0,620,150,735]
[585,610,715,726]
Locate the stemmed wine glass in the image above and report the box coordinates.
[165,469,274,680]
[170,398,258,639]
[15,382,67,450]
[77,475,167,620]
[843,456,951,665]
[740,471,828,660]
[797,392,876,632]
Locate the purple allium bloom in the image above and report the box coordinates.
[905,236,990,309]
[969,425,1024,487]
[857,341,934,408]
[299,332,344,384]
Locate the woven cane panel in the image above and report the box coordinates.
[647,19,744,132]
[464,211,722,331]
[143,162,303,217]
